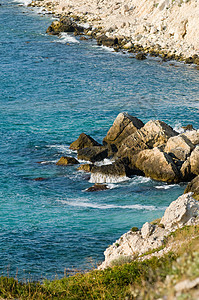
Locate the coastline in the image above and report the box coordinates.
[28,0,199,63]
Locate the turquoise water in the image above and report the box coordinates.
[0,0,199,280]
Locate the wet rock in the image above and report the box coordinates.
[90,158,130,183]
[118,120,177,159]
[46,16,84,35]
[69,133,101,150]
[135,52,147,60]
[78,164,94,172]
[181,124,194,131]
[86,183,109,192]
[56,156,79,165]
[77,146,108,163]
[96,35,118,47]
[130,147,180,183]
[184,175,199,200]
[103,112,144,149]
[164,135,195,161]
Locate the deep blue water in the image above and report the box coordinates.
[0,0,199,280]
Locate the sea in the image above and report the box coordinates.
[0,0,199,281]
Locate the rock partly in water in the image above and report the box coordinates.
[77,146,108,163]
[135,52,147,60]
[130,147,180,183]
[78,164,94,172]
[86,184,109,192]
[90,158,132,183]
[103,112,144,149]
[46,16,84,35]
[56,156,79,165]
[189,146,199,175]
[118,120,177,158]
[99,193,199,269]
[164,135,195,161]
[96,35,119,47]
[69,133,101,150]
[184,176,199,200]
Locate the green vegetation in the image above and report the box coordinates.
[0,225,198,299]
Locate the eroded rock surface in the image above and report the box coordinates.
[103,112,144,149]
[184,175,199,200]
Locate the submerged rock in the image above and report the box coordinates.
[184,175,199,200]
[70,133,101,150]
[77,146,108,163]
[86,184,109,192]
[33,177,46,181]
[56,156,79,166]
[103,112,144,149]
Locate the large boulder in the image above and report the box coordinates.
[46,16,84,35]
[164,135,195,161]
[184,176,199,200]
[77,146,108,163]
[180,158,195,181]
[130,147,180,183]
[90,158,131,183]
[118,120,177,158]
[69,133,101,150]
[190,146,199,175]
[103,112,144,149]
[182,130,199,146]
[160,193,199,230]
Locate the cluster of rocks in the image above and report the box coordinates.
[28,0,199,65]
[60,113,199,187]
[99,192,199,269]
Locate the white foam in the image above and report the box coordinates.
[129,176,152,185]
[89,172,130,184]
[46,144,76,154]
[95,158,115,166]
[173,122,184,133]
[155,184,178,190]
[56,33,80,44]
[13,0,32,6]
[39,160,58,164]
[58,199,159,211]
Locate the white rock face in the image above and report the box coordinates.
[34,0,199,58]
[99,192,199,269]
[160,192,199,230]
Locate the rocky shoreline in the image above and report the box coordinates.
[28,0,199,64]
[54,112,199,268]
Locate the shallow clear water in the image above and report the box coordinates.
[0,0,199,280]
